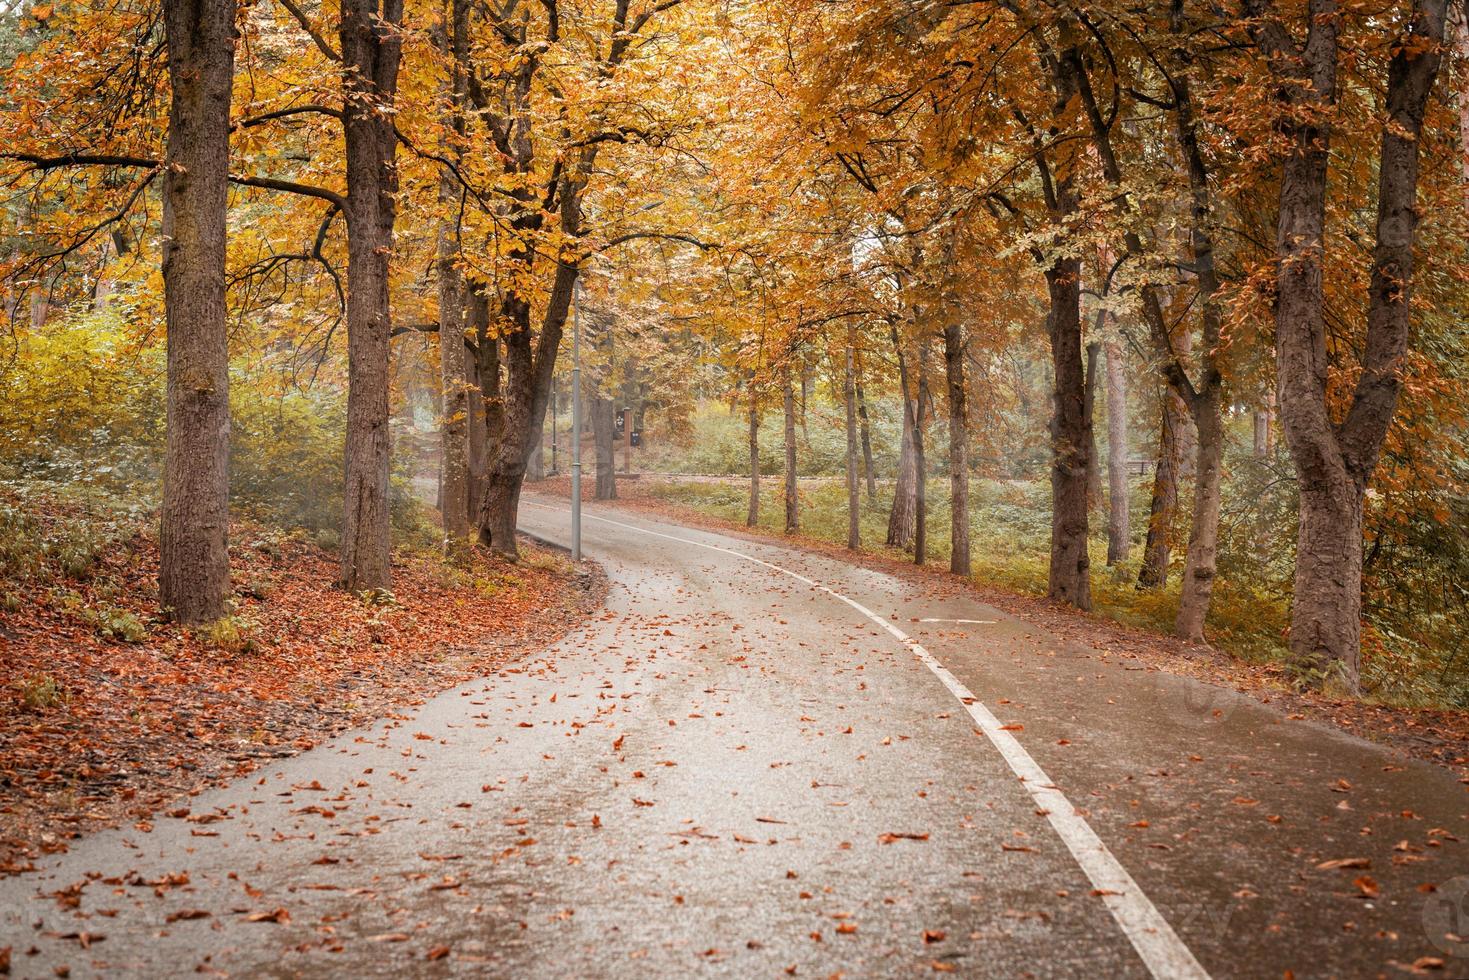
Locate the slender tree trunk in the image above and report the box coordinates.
[158,0,236,623]
[1084,339,1103,509]
[1138,390,1182,589]
[783,366,799,533]
[1046,257,1092,609]
[1176,390,1224,641]
[1253,402,1271,458]
[433,0,470,548]
[914,345,930,566]
[943,322,970,576]
[747,387,760,527]
[887,328,917,549]
[592,391,616,500]
[856,384,877,500]
[1104,338,1129,565]
[338,0,403,591]
[435,209,470,543]
[465,336,487,515]
[844,339,860,550]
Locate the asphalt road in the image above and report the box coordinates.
[3,498,1466,978]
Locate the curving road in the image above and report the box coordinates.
[2,497,1466,978]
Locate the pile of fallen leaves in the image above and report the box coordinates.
[0,488,603,871]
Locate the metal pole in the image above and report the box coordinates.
[571,276,583,562]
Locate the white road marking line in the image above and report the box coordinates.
[919,617,998,624]
[526,502,1210,980]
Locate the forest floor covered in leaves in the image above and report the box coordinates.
[0,486,605,873]
[536,473,1469,784]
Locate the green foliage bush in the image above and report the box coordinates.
[0,302,437,544]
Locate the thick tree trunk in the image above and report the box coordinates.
[592,392,616,500]
[337,0,403,591]
[477,260,577,556]
[943,322,970,576]
[1046,257,1091,609]
[747,388,760,527]
[158,0,236,623]
[1104,339,1129,565]
[856,383,876,500]
[783,367,799,533]
[844,340,860,550]
[1255,0,1446,688]
[1138,391,1183,589]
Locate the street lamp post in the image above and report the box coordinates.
[571,275,583,562]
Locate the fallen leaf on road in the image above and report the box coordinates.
[1316,857,1371,870]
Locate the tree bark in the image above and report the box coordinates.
[844,338,860,550]
[435,197,470,543]
[477,262,577,556]
[746,386,760,527]
[943,321,970,576]
[158,0,236,623]
[856,383,877,500]
[1045,257,1092,609]
[338,0,403,591]
[1138,389,1182,589]
[783,366,799,533]
[1084,339,1103,509]
[886,327,917,549]
[1104,337,1129,565]
[592,391,616,500]
[1249,0,1447,687]
[914,345,930,566]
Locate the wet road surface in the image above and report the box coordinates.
[2,498,1466,978]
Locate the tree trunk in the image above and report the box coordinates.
[943,321,970,576]
[592,392,616,500]
[1045,257,1091,609]
[1254,0,1447,688]
[856,383,876,500]
[1104,338,1129,565]
[1084,339,1103,509]
[477,260,578,556]
[746,387,760,527]
[1138,390,1182,589]
[844,339,860,550]
[435,224,470,542]
[1176,389,1224,641]
[914,346,930,566]
[886,328,917,549]
[158,0,236,623]
[337,0,403,591]
[783,366,799,533]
